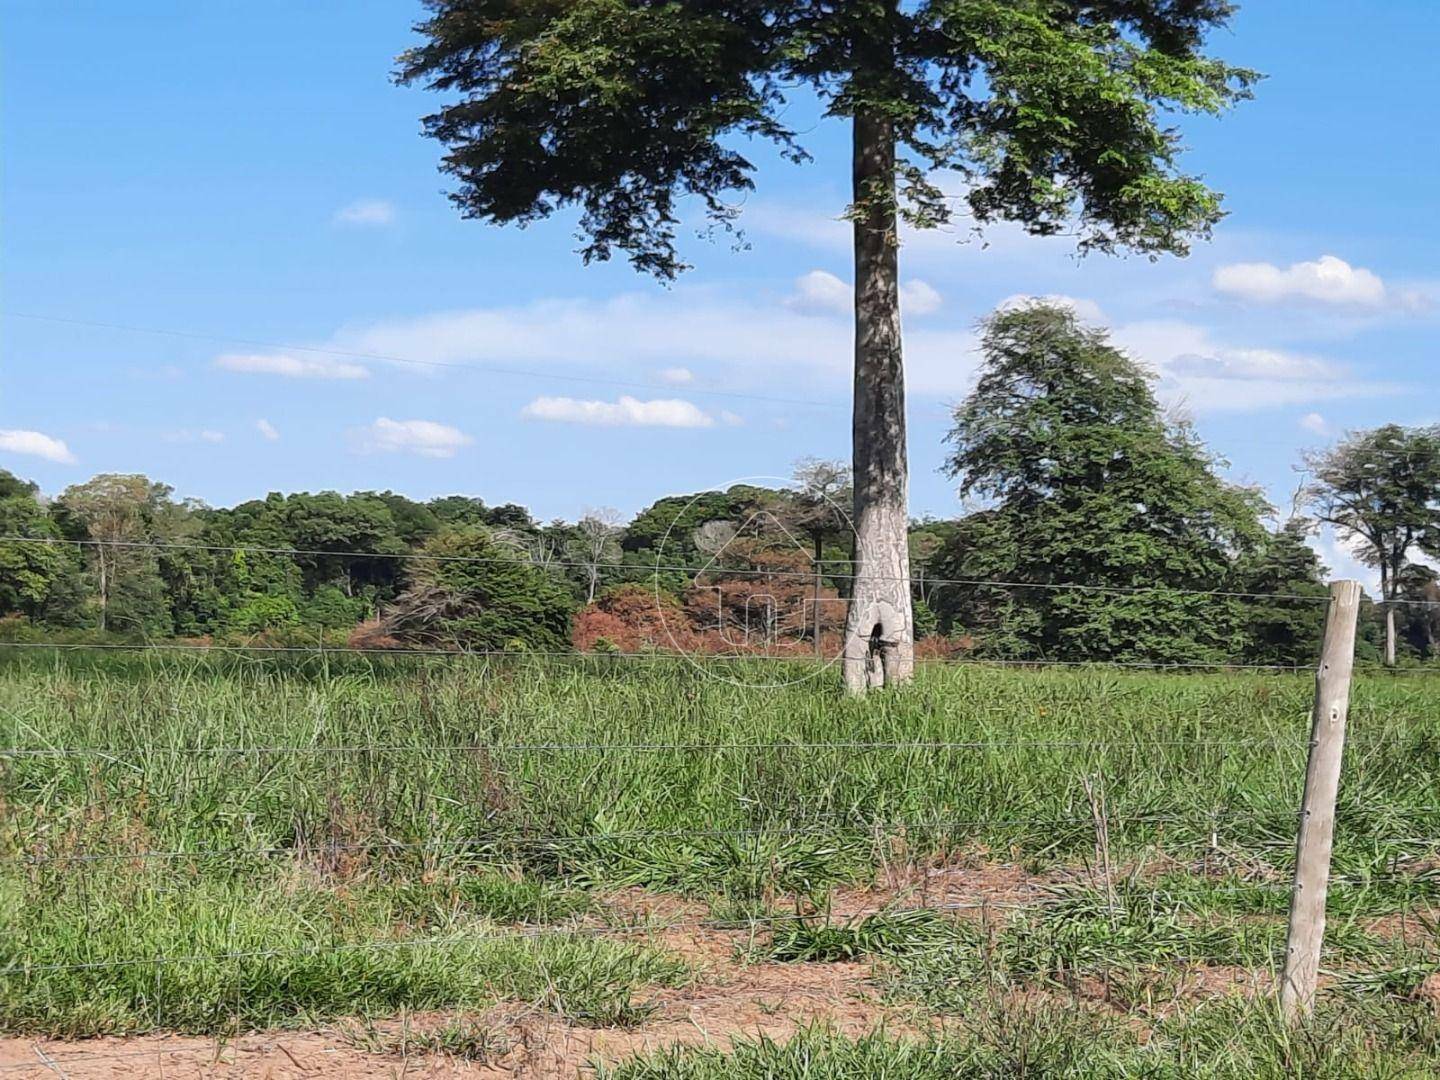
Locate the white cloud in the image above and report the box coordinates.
[164,429,224,444]
[1112,320,1405,412]
[719,410,745,427]
[215,353,369,380]
[338,293,848,379]
[334,198,396,227]
[1299,412,1329,436]
[787,270,851,315]
[658,366,694,385]
[1166,347,1341,382]
[334,293,984,398]
[997,293,1106,323]
[900,279,943,316]
[359,417,472,458]
[0,429,75,464]
[231,276,1414,421]
[1211,254,1422,311]
[521,395,717,428]
[255,419,280,441]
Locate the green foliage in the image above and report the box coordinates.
[763,910,962,963]
[0,472,77,621]
[1306,424,1440,663]
[398,0,1257,278]
[380,526,575,651]
[302,584,370,629]
[911,597,938,639]
[51,473,180,634]
[1232,519,1328,664]
[226,591,301,633]
[0,868,682,1035]
[1307,425,1440,588]
[599,1000,1440,1079]
[3,653,1439,1039]
[935,304,1322,663]
[624,488,755,555]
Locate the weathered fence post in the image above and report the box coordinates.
[1280,578,1362,1022]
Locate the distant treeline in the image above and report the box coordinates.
[2,306,1436,665]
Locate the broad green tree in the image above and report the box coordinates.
[1394,562,1440,660]
[0,471,79,622]
[398,0,1255,690]
[53,474,177,633]
[1230,518,1328,665]
[935,303,1313,663]
[1305,424,1440,666]
[378,526,575,651]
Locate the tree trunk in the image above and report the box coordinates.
[812,533,824,657]
[96,545,109,633]
[1382,562,1397,667]
[841,108,914,693]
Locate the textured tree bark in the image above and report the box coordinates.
[1382,562,1397,667]
[842,108,914,693]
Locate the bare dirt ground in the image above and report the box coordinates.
[0,925,900,1078]
[1,861,1429,1078]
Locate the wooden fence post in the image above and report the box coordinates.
[1280,578,1362,1022]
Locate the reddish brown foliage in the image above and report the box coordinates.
[914,633,976,659]
[348,618,408,651]
[572,584,695,652]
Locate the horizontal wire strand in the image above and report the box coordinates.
[0,638,1324,671]
[0,535,1336,600]
[12,809,1440,867]
[0,736,1325,758]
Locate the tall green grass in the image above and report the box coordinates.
[597,1002,1440,1080]
[1,650,1437,1035]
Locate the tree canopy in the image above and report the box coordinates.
[398,0,1257,690]
[933,303,1323,663]
[397,0,1256,278]
[373,526,576,652]
[1305,424,1440,664]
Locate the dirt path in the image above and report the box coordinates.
[0,923,907,1078]
[4,862,1429,1077]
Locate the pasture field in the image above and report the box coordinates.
[0,650,1437,1076]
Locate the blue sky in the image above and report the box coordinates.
[3,2,1437,580]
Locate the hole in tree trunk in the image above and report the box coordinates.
[868,623,885,655]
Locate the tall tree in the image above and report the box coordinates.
[1394,562,1440,661]
[936,303,1292,663]
[787,458,853,645]
[789,458,853,568]
[398,0,1255,691]
[567,507,624,602]
[1305,424,1440,666]
[53,474,177,633]
[0,471,80,623]
[376,526,575,652]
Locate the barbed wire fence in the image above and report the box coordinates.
[0,534,1435,1073]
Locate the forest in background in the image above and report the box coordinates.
[3,306,1437,666]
